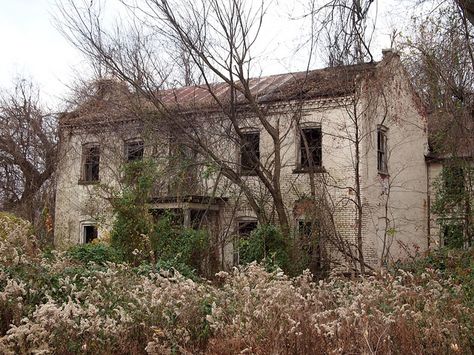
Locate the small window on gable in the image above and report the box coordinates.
[81,144,100,182]
[233,219,258,265]
[299,126,322,169]
[81,223,98,244]
[125,140,144,162]
[377,126,388,174]
[240,131,260,175]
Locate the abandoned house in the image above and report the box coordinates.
[54,49,465,271]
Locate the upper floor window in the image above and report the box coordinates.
[125,140,144,162]
[377,126,388,174]
[81,144,100,182]
[240,131,260,175]
[299,126,322,169]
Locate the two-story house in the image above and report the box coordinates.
[54,50,431,271]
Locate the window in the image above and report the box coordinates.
[299,126,322,169]
[442,223,464,249]
[298,219,325,275]
[377,126,388,174]
[444,166,465,196]
[81,144,100,182]
[81,223,98,243]
[125,140,144,162]
[233,219,258,265]
[240,132,260,175]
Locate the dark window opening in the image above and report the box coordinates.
[300,127,322,169]
[298,219,324,276]
[83,225,98,244]
[234,220,258,265]
[442,223,464,249]
[240,132,260,175]
[126,140,144,162]
[444,166,465,196]
[82,145,100,182]
[238,220,258,237]
[377,127,388,174]
[151,209,184,226]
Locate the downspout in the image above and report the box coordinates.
[426,160,431,250]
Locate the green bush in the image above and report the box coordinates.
[239,224,289,271]
[110,159,157,264]
[151,212,210,275]
[67,243,123,265]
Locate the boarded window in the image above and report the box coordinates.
[82,144,100,182]
[377,127,388,174]
[125,140,144,162]
[300,127,322,169]
[83,224,98,244]
[240,132,260,175]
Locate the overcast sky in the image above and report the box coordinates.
[0,0,417,108]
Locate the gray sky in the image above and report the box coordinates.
[0,0,415,107]
[0,0,83,106]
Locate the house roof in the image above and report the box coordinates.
[60,62,377,126]
[157,62,376,110]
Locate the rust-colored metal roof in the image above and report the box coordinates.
[60,63,376,126]
[157,62,376,110]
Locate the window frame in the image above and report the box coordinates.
[239,130,260,176]
[80,143,100,184]
[439,219,467,249]
[80,221,98,244]
[124,139,144,162]
[295,123,323,173]
[377,125,388,175]
[233,217,258,266]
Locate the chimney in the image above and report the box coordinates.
[382,48,399,59]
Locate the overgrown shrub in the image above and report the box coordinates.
[107,160,214,275]
[0,212,38,265]
[67,243,123,265]
[239,224,289,271]
[110,159,157,264]
[151,211,210,275]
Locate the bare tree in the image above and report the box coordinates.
[306,0,376,66]
[0,78,57,233]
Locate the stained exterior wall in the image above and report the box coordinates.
[360,55,429,266]
[54,55,430,270]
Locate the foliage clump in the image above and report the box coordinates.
[107,160,211,277]
[0,239,473,354]
[67,243,123,265]
[239,224,289,271]
[432,160,473,248]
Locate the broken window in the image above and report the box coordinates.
[81,144,100,182]
[240,131,260,175]
[82,224,98,244]
[377,126,388,174]
[233,219,258,265]
[125,140,144,162]
[299,127,322,169]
